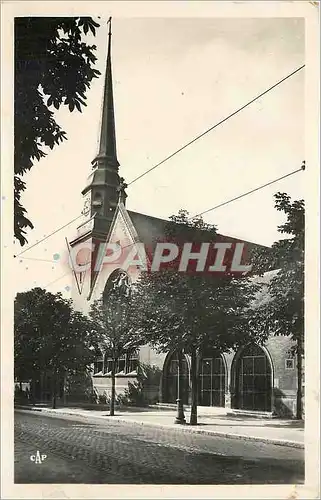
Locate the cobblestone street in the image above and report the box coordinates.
[15,410,304,484]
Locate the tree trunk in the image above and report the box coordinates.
[110,360,116,416]
[40,372,44,403]
[296,336,303,420]
[30,375,36,405]
[190,348,198,425]
[62,372,67,406]
[175,350,186,424]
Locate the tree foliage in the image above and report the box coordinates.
[15,17,101,245]
[89,290,145,415]
[166,209,218,239]
[134,210,258,424]
[14,287,97,407]
[249,192,304,419]
[89,293,144,362]
[250,192,304,345]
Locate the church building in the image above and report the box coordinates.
[69,21,300,418]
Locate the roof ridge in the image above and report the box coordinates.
[127,209,269,248]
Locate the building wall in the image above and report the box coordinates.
[92,345,165,401]
[266,336,298,417]
[93,373,138,397]
[71,213,299,417]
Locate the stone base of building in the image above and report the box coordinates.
[92,378,300,420]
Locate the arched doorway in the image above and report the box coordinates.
[198,350,226,407]
[162,351,189,404]
[233,344,272,412]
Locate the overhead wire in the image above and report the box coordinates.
[14,213,84,258]
[15,256,59,263]
[33,163,305,291]
[112,162,305,254]
[127,65,305,186]
[192,163,305,219]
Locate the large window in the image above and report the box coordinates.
[103,268,132,302]
[234,344,272,412]
[163,351,189,404]
[104,356,113,374]
[117,354,126,373]
[101,351,139,375]
[199,352,226,407]
[127,350,139,373]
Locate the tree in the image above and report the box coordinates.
[14,287,97,408]
[250,192,304,419]
[134,210,258,425]
[15,17,101,245]
[89,287,144,416]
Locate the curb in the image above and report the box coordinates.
[15,407,304,450]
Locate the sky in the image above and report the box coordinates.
[11,16,305,297]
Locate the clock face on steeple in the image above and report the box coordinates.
[82,193,91,217]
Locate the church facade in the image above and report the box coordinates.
[69,21,301,418]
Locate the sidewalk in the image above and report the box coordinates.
[16,404,304,449]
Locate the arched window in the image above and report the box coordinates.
[162,351,189,404]
[103,268,131,302]
[233,344,272,412]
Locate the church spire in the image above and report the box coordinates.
[77,17,127,245]
[94,17,119,167]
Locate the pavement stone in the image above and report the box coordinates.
[14,410,304,484]
[15,405,304,449]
